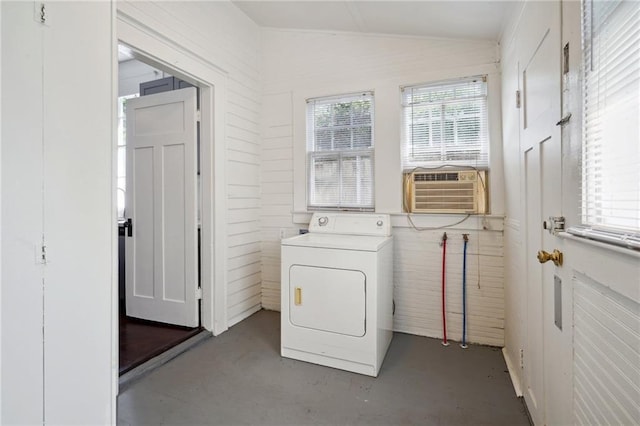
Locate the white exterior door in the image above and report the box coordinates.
[520,2,563,424]
[125,87,199,327]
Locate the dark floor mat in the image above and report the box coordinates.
[119,315,201,375]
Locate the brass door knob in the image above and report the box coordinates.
[537,249,563,266]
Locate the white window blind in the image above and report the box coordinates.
[306,92,374,210]
[401,77,489,171]
[581,0,640,232]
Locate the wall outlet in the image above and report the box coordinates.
[279,229,286,240]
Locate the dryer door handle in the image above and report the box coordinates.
[294,287,302,305]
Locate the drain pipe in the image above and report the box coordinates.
[461,234,469,349]
[441,232,449,346]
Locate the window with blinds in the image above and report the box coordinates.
[401,77,489,171]
[306,92,374,210]
[581,0,640,233]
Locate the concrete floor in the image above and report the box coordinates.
[118,310,530,425]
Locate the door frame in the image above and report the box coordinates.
[113,6,229,388]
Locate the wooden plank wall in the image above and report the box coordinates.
[573,276,640,425]
[120,1,263,327]
[393,228,504,346]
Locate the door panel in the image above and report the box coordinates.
[132,146,155,299]
[163,144,187,302]
[520,2,562,424]
[126,87,199,327]
[289,265,366,337]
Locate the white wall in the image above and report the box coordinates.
[500,1,640,424]
[1,2,114,423]
[499,1,527,399]
[260,28,507,346]
[117,1,263,328]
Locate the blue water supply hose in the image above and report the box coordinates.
[461,234,469,349]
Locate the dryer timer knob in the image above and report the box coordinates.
[376,220,384,227]
[318,216,329,226]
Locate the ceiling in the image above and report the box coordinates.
[232,0,520,41]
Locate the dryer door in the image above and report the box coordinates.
[289,265,366,337]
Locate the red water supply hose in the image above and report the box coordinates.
[441,232,449,346]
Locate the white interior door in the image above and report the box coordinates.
[125,87,199,327]
[520,3,562,424]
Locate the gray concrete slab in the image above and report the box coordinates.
[118,310,530,425]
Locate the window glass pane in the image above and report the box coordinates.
[352,100,371,125]
[117,146,126,178]
[353,127,372,148]
[315,129,332,151]
[402,77,489,170]
[581,0,640,231]
[333,102,352,126]
[307,92,374,209]
[116,94,138,220]
[341,154,373,206]
[117,188,126,220]
[334,128,351,150]
[309,155,340,206]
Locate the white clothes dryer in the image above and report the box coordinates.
[280,213,393,377]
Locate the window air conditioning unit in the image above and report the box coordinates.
[404,170,488,214]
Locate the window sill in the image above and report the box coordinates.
[558,231,640,260]
[292,211,504,232]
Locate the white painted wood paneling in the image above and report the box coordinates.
[259,29,505,345]
[1,3,46,422]
[41,3,114,422]
[119,1,263,327]
[393,228,505,346]
[260,92,295,311]
[500,3,525,390]
[2,2,115,423]
[574,274,640,425]
[0,1,119,422]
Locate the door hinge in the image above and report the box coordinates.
[520,348,524,369]
[36,242,48,265]
[516,90,521,109]
[34,2,48,25]
[196,287,203,300]
[196,110,201,122]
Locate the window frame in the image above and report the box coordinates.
[569,0,640,245]
[305,92,375,211]
[401,76,490,172]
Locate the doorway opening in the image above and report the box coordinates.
[117,44,203,375]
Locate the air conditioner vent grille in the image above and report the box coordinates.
[405,170,487,214]
[414,172,461,182]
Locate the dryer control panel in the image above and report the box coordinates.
[308,213,391,236]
